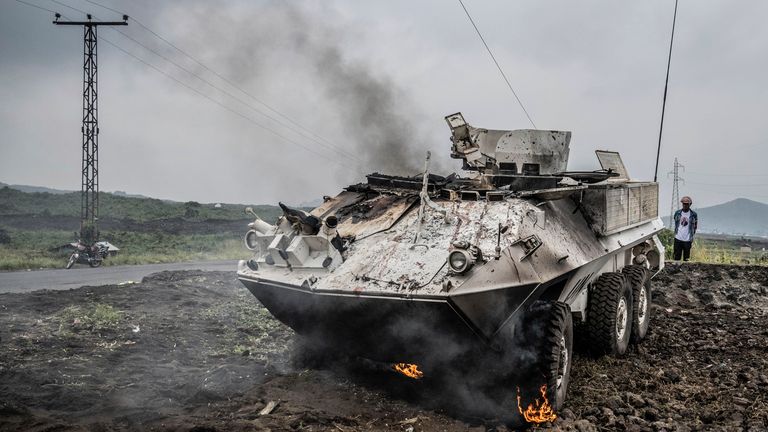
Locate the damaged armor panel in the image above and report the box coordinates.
[446,112,571,176]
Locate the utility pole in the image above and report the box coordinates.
[667,157,685,229]
[654,0,678,183]
[54,13,128,243]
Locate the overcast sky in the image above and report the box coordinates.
[1,0,767,213]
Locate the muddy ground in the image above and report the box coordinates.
[1,263,767,431]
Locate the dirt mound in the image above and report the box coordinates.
[1,264,767,431]
[653,262,768,310]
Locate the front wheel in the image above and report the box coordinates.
[66,253,77,269]
[538,301,573,413]
[507,301,573,424]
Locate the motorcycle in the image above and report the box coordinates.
[66,241,109,269]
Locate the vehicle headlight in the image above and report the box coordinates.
[244,230,260,251]
[448,250,473,274]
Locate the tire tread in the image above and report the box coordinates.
[584,272,631,356]
[622,265,651,343]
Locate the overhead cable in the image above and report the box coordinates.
[14,0,57,14]
[654,0,679,182]
[456,0,536,128]
[50,0,362,165]
[80,0,359,163]
[685,171,768,178]
[98,35,353,168]
[16,0,355,169]
[107,25,365,165]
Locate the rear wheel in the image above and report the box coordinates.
[585,272,633,356]
[89,257,103,268]
[622,265,651,343]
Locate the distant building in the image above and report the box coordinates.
[214,203,222,208]
[740,244,753,253]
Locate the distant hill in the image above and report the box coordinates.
[0,182,154,199]
[0,181,72,195]
[662,198,768,237]
[0,186,281,223]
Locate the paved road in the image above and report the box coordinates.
[0,260,239,293]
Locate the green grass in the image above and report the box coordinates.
[659,228,768,265]
[0,229,248,271]
[57,303,122,331]
[200,292,291,360]
[0,186,301,271]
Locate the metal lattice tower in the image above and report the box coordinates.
[667,157,685,229]
[54,14,127,242]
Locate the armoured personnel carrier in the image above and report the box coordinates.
[237,112,664,423]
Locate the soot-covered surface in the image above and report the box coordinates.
[1,264,767,431]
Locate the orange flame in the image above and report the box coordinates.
[392,363,424,379]
[516,384,557,424]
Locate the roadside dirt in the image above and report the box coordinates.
[1,263,767,431]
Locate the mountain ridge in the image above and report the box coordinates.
[662,197,768,237]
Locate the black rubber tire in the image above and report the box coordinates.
[513,301,574,417]
[89,258,103,268]
[622,265,652,343]
[66,253,76,269]
[539,301,573,412]
[585,272,633,356]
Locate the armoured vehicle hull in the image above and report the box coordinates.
[238,112,665,423]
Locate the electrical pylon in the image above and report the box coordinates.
[667,157,685,229]
[54,13,128,243]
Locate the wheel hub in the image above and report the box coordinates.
[616,297,628,340]
[556,334,569,390]
[637,286,648,324]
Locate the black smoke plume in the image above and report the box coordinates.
[178,1,449,177]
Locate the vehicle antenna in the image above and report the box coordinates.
[457,0,536,128]
[654,0,679,183]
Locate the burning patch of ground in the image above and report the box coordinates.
[1,263,767,431]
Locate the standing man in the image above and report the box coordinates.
[673,196,698,261]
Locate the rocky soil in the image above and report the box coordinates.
[1,263,767,431]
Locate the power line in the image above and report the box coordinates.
[685,181,767,188]
[45,0,364,169]
[685,171,768,178]
[107,25,363,164]
[654,0,678,182]
[456,0,536,128]
[14,0,57,14]
[80,0,358,162]
[51,0,363,165]
[49,0,86,15]
[98,35,352,169]
[13,0,356,170]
